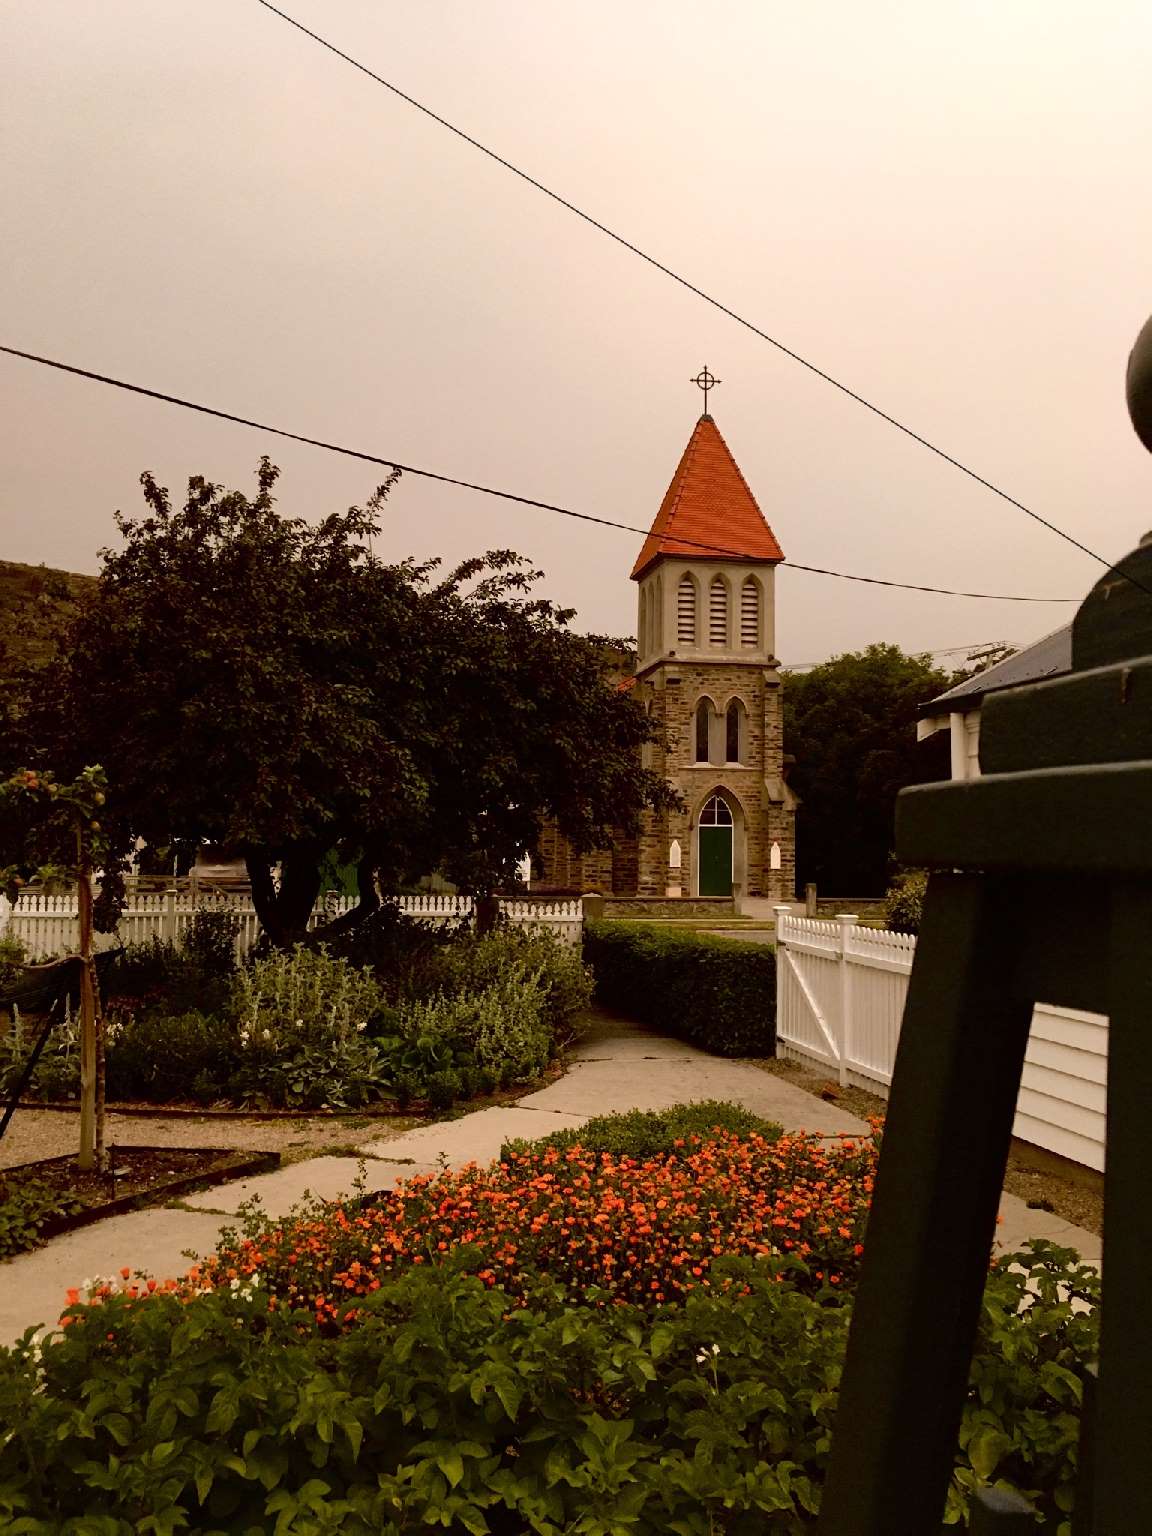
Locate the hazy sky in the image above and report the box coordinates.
[4,1,1151,667]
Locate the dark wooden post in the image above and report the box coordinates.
[818,319,1152,1536]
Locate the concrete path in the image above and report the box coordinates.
[0,1013,1099,1343]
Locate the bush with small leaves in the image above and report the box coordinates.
[583,921,777,1055]
[884,870,927,935]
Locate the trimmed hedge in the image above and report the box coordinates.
[503,1100,783,1162]
[582,920,776,1056]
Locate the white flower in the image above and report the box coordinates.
[262,1028,272,1041]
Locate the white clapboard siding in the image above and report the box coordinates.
[774,909,1108,1173]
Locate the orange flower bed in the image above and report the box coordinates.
[192,1129,876,1327]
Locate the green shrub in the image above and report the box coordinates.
[504,1100,783,1162]
[0,933,25,991]
[106,929,233,1015]
[0,1002,81,1101]
[0,1178,85,1259]
[426,928,592,1047]
[390,970,552,1088]
[321,901,465,1001]
[884,870,927,935]
[228,946,389,1110]
[181,907,240,978]
[233,944,385,1037]
[106,936,185,1000]
[105,1010,238,1104]
[583,921,776,1056]
[0,1244,1098,1532]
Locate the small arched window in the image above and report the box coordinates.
[740,576,760,647]
[709,575,728,645]
[725,699,747,763]
[677,573,697,644]
[695,698,712,763]
[700,794,733,826]
[638,587,648,658]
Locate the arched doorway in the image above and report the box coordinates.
[698,793,734,896]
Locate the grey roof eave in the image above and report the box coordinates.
[917,623,1074,718]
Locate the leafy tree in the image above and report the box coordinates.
[783,644,953,894]
[18,461,671,945]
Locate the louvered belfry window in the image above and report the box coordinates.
[677,574,697,644]
[709,576,728,645]
[740,577,760,647]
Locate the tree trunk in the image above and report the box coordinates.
[76,848,97,1172]
[309,856,381,942]
[246,849,324,947]
[475,894,501,935]
[93,958,108,1174]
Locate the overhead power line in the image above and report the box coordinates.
[252,0,1115,579]
[0,343,1076,603]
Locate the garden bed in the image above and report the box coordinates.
[1,1145,279,1239]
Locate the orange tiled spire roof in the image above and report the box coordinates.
[631,414,784,581]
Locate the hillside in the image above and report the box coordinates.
[0,559,95,670]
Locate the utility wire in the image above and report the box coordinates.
[0,343,1077,603]
[252,0,1116,580]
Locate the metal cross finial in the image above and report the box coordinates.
[690,366,721,415]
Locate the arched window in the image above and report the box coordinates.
[677,573,697,644]
[700,794,733,826]
[638,587,648,658]
[740,576,760,647]
[725,698,748,763]
[709,575,728,645]
[694,698,712,763]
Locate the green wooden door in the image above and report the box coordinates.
[699,825,733,895]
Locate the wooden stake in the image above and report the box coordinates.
[76,844,96,1172]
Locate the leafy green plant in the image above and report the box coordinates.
[0,1244,1097,1532]
[106,936,187,1001]
[181,907,240,978]
[503,1100,783,1162]
[426,927,592,1047]
[0,999,81,1101]
[0,933,25,991]
[105,1010,239,1104]
[583,921,777,1056]
[233,944,385,1037]
[0,1179,84,1258]
[391,969,552,1087]
[228,945,389,1109]
[884,870,927,935]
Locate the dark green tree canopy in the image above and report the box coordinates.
[17,461,673,943]
[783,643,954,895]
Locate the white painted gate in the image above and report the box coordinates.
[773,911,915,1093]
[773,907,1108,1172]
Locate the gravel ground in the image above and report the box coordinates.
[750,1056,1103,1237]
[0,1108,421,1172]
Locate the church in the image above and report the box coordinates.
[538,390,797,903]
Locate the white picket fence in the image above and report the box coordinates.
[773,907,1108,1173]
[0,889,583,961]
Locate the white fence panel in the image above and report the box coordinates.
[773,908,1108,1171]
[1,889,583,961]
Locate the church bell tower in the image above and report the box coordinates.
[630,371,795,902]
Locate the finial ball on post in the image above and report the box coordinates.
[1128,313,1152,453]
